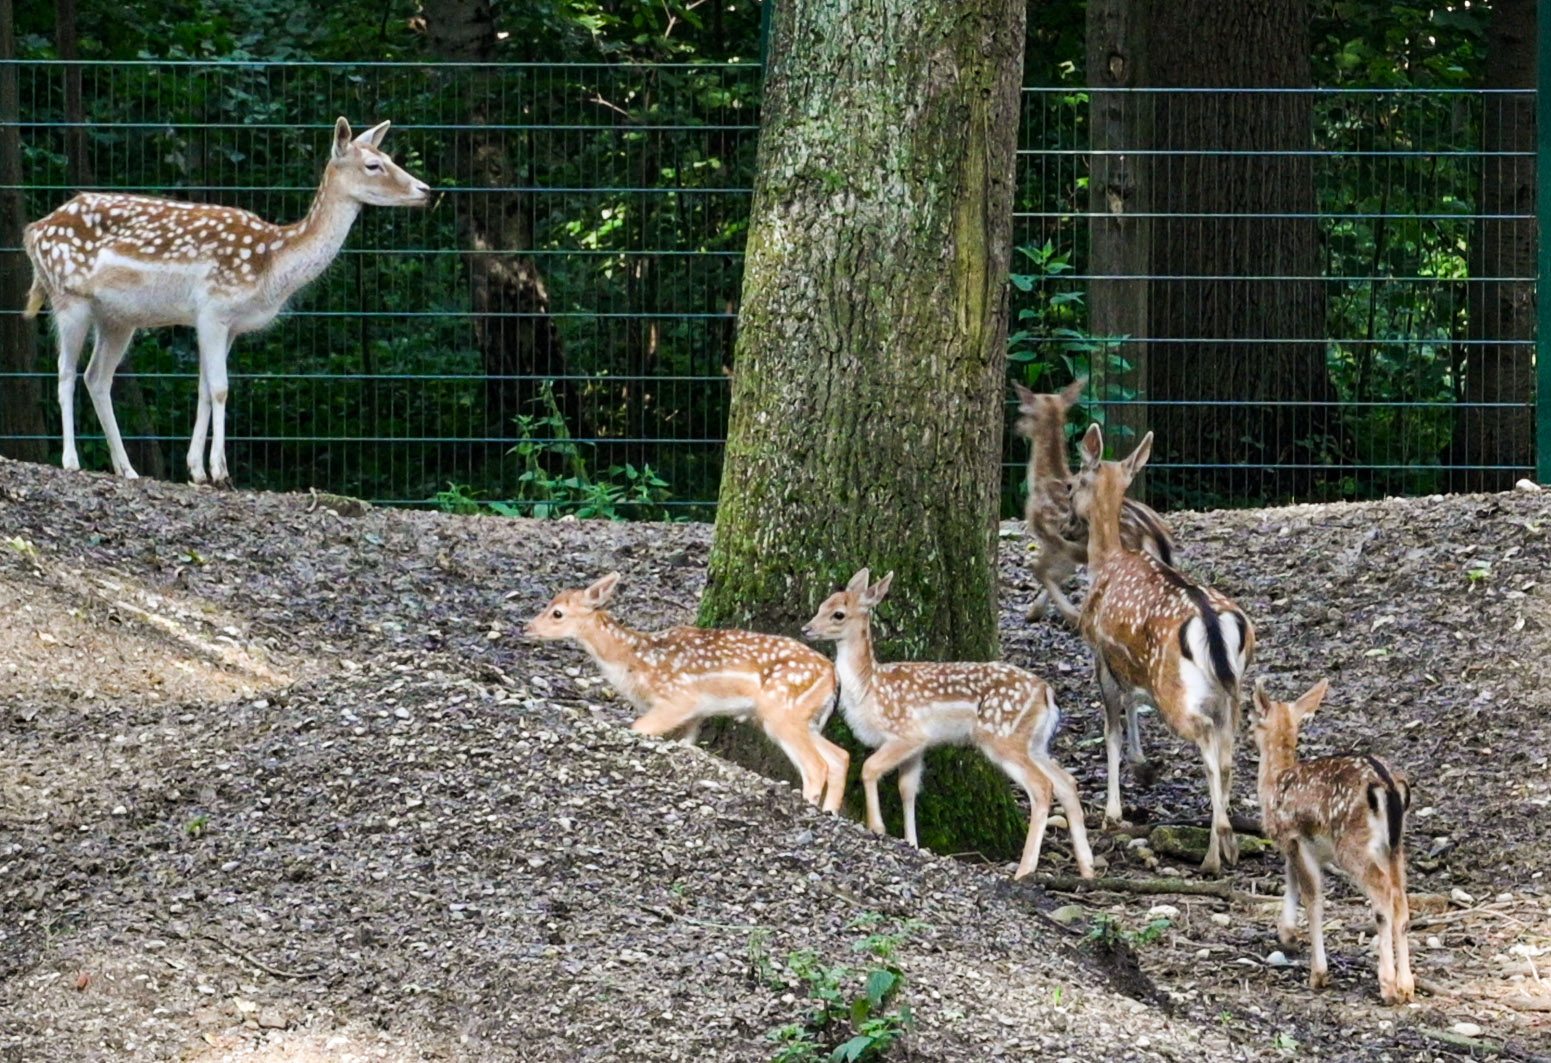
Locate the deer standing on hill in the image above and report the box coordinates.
[1013,378,1174,623]
[22,118,431,485]
[803,569,1094,880]
[1067,424,1254,874]
[1252,678,1415,1004]
[525,573,850,813]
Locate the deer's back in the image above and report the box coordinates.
[1264,755,1408,853]
[641,626,834,696]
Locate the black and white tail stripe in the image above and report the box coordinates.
[1364,754,1410,851]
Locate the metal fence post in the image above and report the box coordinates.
[1540,0,1551,482]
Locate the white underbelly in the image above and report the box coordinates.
[693,694,757,720]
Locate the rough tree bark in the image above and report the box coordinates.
[1145,0,1341,503]
[1450,0,1535,491]
[423,0,577,455]
[698,0,1030,857]
[1086,0,1151,484]
[0,0,45,463]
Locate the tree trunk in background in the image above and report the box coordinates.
[699,0,1029,858]
[1450,0,1535,491]
[1086,0,1151,487]
[57,0,167,478]
[0,0,44,463]
[424,0,577,462]
[1145,0,1339,504]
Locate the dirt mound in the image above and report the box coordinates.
[1,458,1549,1062]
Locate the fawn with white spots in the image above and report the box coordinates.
[22,118,431,485]
[525,573,850,813]
[1252,678,1415,1004]
[1013,377,1174,623]
[1067,424,1254,875]
[803,568,1094,880]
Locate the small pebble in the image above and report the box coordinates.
[1427,936,1443,949]
[1265,951,1293,967]
[1451,1022,1483,1038]
[1451,887,1475,904]
[1211,913,1231,927]
[1146,904,1179,920]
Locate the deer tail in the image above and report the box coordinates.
[1364,755,1409,851]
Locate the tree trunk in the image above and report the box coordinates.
[1450,0,1535,491]
[0,0,45,463]
[57,0,167,478]
[1086,0,1151,488]
[1145,0,1340,504]
[699,0,1030,858]
[423,0,576,465]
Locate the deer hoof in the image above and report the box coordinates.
[1309,969,1330,990]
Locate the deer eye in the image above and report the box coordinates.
[365,160,383,172]
[551,608,563,619]
[831,610,845,621]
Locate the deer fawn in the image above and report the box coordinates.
[525,573,849,813]
[1252,678,1415,1004]
[803,569,1094,880]
[1067,424,1254,875]
[1013,377,1174,623]
[22,118,431,485]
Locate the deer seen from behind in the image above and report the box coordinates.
[1067,424,1254,874]
[22,118,431,485]
[525,573,850,813]
[1252,678,1415,1004]
[803,568,1094,880]
[1012,378,1174,623]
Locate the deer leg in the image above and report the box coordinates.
[187,341,214,483]
[1033,551,1080,623]
[859,738,922,838]
[1390,853,1415,1002]
[813,732,850,815]
[197,321,234,485]
[1123,691,1152,785]
[1195,730,1236,876]
[52,302,91,472]
[1031,755,1095,878]
[1357,863,1405,1004]
[762,712,832,809]
[1277,846,1302,945]
[1096,659,1127,823]
[897,753,926,848]
[82,321,139,479]
[1292,844,1328,989]
[630,697,702,738]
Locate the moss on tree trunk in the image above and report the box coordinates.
[698,0,1030,859]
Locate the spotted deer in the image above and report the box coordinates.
[803,569,1094,880]
[22,118,431,484]
[1252,678,1415,1004]
[1067,424,1254,874]
[525,573,849,813]
[1012,378,1174,623]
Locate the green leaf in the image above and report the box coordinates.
[864,968,898,1009]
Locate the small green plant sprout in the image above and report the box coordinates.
[4,536,40,560]
[1272,1031,1300,1054]
[763,919,917,1062]
[1086,913,1172,949]
[185,815,209,838]
[1465,559,1492,585]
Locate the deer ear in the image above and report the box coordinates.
[332,117,354,160]
[846,568,871,595]
[356,120,392,148]
[1059,375,1088,406]
[585,572,622,606]
[862,570,895,606]
[1122,431,1154,477]
[1079,423,1104,469]
[1291,678,1329,721]
[1251,678,1273,717]
[1012,381,1038,410]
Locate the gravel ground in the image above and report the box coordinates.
[1,457,1548,1063]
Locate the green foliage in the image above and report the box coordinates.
[758,917,918,1063]
[1085,914,1172,950]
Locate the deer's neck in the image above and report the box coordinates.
[1086,477,1126,564]
[266,168,362,300]
[1030,413,1071,485]
[833,621,878,704]
[1256,736,1300,796]
[571,612,651,704]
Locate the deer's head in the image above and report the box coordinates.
[1068,423,1152,522]
[803,568,894,642]
[1250,677,1330,760]
[327,118,431,208]
[525,572,622,640]
[1012,376,1087,442]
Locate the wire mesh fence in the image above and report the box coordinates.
[0,63,1539,514]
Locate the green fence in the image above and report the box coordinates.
[0,62,1539,513]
